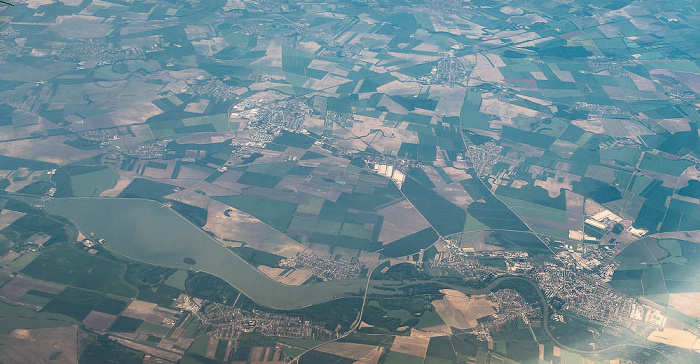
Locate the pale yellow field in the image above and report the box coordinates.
[99,175,134,197]
[0,136,102,165]
[0,274,66,304]
[471,54,503,82]
[376,80,423,97]
[206,337,219,359]
[377,94,409,114]
[534,176,572,198]
[192,37,228,56]
[458,231,503,251]
[433,290,497,330]
[112,336,182,362]
[390,333,430,358]
[202,200,304,258]
[83,311,117,331]
[424,166,472,209]
[0,113,55,143]
[669,292,700,319]
[353,347,383,364]
[573,116,607,133]
[584,198,606,216]
[306,73,351,91]
[417,324,452,336]
[204,200,272,243]
[377,200,430,244]
[434,86,468,118]
[315,342,377,360]
[652,230,700,242]
[0,209,25,230]
[176,165,213,180]
[441,167,469,182]
[1,326,79,364]
[122,300,158,320]
[256,266,313,286]
[480,97,542,123]
[251,40,282,68]
[647,328,698,350]
[49,15,111,39]
[628,72,656,92]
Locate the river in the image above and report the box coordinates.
[46,197,368,310]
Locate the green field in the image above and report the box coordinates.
[71,168,120,197]
[381,228,438,257]
[146,161,168,170]
[460,179,529,232]
[0,301,78,334]
[611,238,700,299]
[402,177,466,236]
[164,270,189,290]
[497,195,568,222]
[139,321,171,335]
[237,172,283,188]
[18,290,54,307]
[7,251,42,272]
[2,2,699,363]
[415,309,446,329]
[110,316,144,333]
[384,351,424,364]
[117,179,177,200]
[600,147,641,166]
[21,244,137,297]
[639,153,693,176]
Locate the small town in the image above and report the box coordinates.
[279,252,362,282]
[0,0,698,362]
[473,288,538,342]
[175,295,337,344]
[243,99,314,133]
[465,141,502,177]
[430,237,674,339]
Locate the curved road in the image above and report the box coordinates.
[287,263,380,364]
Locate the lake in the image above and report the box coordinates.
[46,197,367,310]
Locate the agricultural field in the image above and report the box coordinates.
[1,0,700,362]
[612,238,700,305]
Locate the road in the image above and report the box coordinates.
[287,263,380,364]
[478,276,677,362]
[292,273,676,363]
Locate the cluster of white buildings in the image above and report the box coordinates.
[569,208,648,242]
[371,163,406,187]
